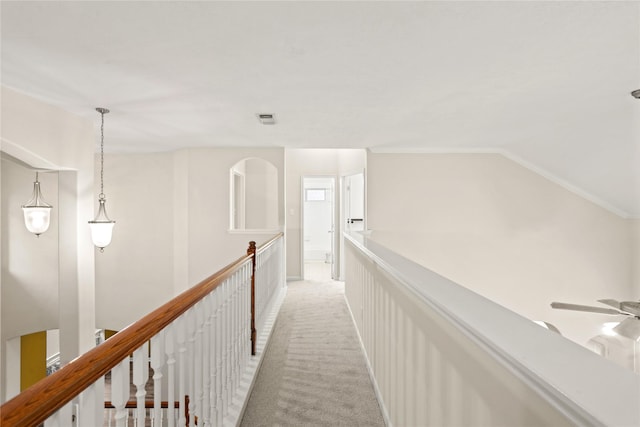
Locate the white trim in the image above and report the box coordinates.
[0,137,71,171]
[344,294,392,427]
[227,228,282,235]
[499,150,633,219]
[368,147,635,219]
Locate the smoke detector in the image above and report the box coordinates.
[257,113,276,125]
[632,89,640,99]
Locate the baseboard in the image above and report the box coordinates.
[286,276,303,282]
[343,294,392,427]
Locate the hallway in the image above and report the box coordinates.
[240,267,385,426]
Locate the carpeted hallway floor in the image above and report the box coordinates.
[240,271,385,427]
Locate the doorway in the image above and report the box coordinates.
[302,176,335,281]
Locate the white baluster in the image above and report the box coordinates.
[231,273,238,402]
[248,262,253,350]
[106,408,113,427]
[218,280,226,420]
[259,253,265,317]
[202,295,212,427]
[239,266,245,368]
[43,406,65,427]
[240,265,247,368]
[186,308,197,427]
[221,279,230,418]
[112,358,130,427]
[245,263,251,359]
[230,274,238,399]
[208,290,218,425]
[235,272,240,386]
[235,271,242,392]
[247,262,252,353]
[214,287,223,426]
[226,278,234,415]
[77,377,104,427]
[176,316,188,427]
[165,323,176,427]
[151,331,165,426]
[133,345,149,427]
[231,274,238,404]
[194,302,204,425]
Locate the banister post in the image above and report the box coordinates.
[247,241,257,356]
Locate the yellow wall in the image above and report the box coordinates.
[104,329,118,340]
[20,331,46,391]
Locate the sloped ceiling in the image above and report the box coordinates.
[1,1,639,216]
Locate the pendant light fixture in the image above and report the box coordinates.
[88,107,115,252]
[22,171,52,237]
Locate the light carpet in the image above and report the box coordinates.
[240,277,385,427]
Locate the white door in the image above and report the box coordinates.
[339,172,365,280]
[345,173,365,232]
[302,177,335,280]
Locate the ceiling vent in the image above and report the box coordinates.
[257,113,276,125]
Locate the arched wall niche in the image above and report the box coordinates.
[229,157,279,231]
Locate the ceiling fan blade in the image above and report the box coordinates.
[550,302,625,315]
[619,301,640,317]
[597,299,621,310]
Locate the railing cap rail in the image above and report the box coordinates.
[345,231,640,427]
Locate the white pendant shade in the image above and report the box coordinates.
[23,207,52,235]
[89,196,115,251]
[22,175,52,237]
[89,221,115,249]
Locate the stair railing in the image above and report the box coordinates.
[0,232,284,427]
[344,231,639,427]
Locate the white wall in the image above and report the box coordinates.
[633,219,640,296]
[244,158,278,230]
[1,86,95,401]
[185,148,284,287]
[367,152,634,346]
[95,148,285,330]
[94,153,175,331]
[285,148,367,279]
[285,149,339,279]
[337,149,367,177]
[1,158,59,338]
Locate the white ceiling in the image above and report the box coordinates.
[1,1,639,217]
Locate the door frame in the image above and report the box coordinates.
[339,170,366,281]
[300,175,338,280]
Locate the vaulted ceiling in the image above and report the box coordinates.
[1,1,639,216]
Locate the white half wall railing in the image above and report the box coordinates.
[1,233,286,427]
[344,232,640,427]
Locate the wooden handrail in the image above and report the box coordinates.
[0,234,282,427]
[256,232,283,255]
